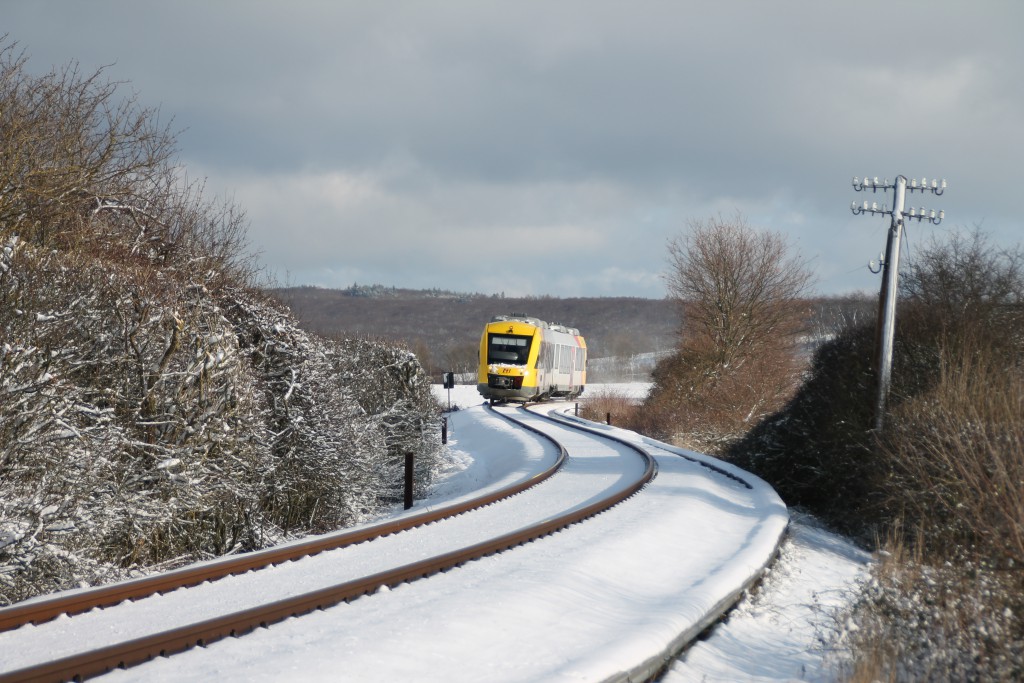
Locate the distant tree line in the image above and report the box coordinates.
[272,288,681,379]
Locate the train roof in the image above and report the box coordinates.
[489,314,580,337]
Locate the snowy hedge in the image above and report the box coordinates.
[0,237,442,605]
[0,39,442,606]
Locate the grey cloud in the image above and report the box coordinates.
[4,1,1023,297]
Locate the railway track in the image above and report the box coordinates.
[0,404,657,682]
[0,404,565,636]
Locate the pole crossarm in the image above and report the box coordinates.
[852,176,945,224]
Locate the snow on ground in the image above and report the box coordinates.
[436,382,652,413]
[95,390,787,681]
[3,382,870,681]
[580,382,653,401]
[663,513,871,681]
[440,384,873,682]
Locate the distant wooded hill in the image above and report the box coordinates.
[269,286,681,378]
[270,286,876,382]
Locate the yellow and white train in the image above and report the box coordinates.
[477,314,587,403]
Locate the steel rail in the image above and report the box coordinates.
[0,406,655,683]
[0,405,565,634]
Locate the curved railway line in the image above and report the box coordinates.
[0,405,659,682]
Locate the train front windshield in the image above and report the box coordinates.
[487,334,532,365]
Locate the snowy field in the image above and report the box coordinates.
[436,381,653,413]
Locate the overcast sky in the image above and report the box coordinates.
[5,2,1022,298]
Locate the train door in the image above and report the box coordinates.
[569,346,578,393]
[538,339,553,393]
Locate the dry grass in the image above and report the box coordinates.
[844,342,1024,681]
[642,338,807,454]
[884,345,1024,566]
[578,387,645,431]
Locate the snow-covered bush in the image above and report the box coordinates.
[0,39,441,605]
[0,239,442,604]
[841,553,1023,682]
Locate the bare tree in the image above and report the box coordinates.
[0,40,174,241]
[0,37,257,288]
[900,226,1024,334]
[665,213,814,366]
[648,213,814,450]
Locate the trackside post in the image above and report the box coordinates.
[442,371,454,410]
[404,452,414,510]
